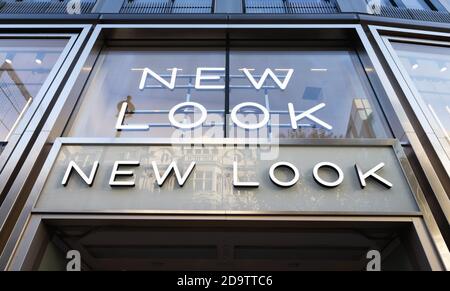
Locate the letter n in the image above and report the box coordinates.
[62,161,99,187]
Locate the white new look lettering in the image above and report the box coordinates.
[62,161,99,186]
[116,102,149,131]
[356,163,393,189]
[140,67,294,91]
[152,161,196,187]
[115,102,332,131]
[109,161,140,187]
[231,102,270,130]
[168,102,208,129]
[288,103,332,130]
[119,67,334,131]
[195,68,225,90]
[139,68,181,90]
[61,160,393,190]
[240,68,294,90]
[233,161,260,188]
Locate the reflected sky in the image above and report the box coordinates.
[392,41,450,143]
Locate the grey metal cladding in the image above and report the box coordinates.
[120,0,213,14]
[375,5,450,22]
[0,0,97,14]
[244,0,339,14]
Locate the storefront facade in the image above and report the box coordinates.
[0,0,449,271]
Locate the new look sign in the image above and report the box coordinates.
[33,142,419,214]
[116,67,332,132]
[30,66,419,215]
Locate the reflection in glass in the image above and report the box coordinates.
[365,0,435,13]
[38,145,418,213]
[67,47,226,138]
[401,0,433,10]
[365,0,396,7]
[0,39,67,142]
[229,48,390,139]
[392,42,450,143]
[67,46,390,140]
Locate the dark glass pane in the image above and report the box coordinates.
[0,38,67,142]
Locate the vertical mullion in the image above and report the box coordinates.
[224,33,230,138]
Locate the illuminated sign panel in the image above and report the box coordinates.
[33,143,419,214]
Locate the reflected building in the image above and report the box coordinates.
[346,99,376,139]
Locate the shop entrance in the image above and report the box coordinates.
[19,218,431,271]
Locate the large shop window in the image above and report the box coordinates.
[66,46,390,139]
[0,38,67,145]
[391,41,450,143]
[67,47,226,138]
[229,48,389,139]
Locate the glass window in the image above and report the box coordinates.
[289,0,331,2]
[371,0,435,10]
[229,48,390,139]
[401,0,433,10]
[67,46,390,140]
[391,41,450,142]
[0,38,67,143]
[66,47,226,138]
[366,0,396,7]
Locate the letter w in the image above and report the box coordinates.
[241,68,294,90]
[139,68,179,90]
[152,161,196,187]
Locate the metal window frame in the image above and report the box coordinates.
[0,24,92,268]
[366,24,450,268]
[380,32,450,171]
[0,32,76,144]
[369,25,450,213]
[0,25,91,189]
[0,23,448,271]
